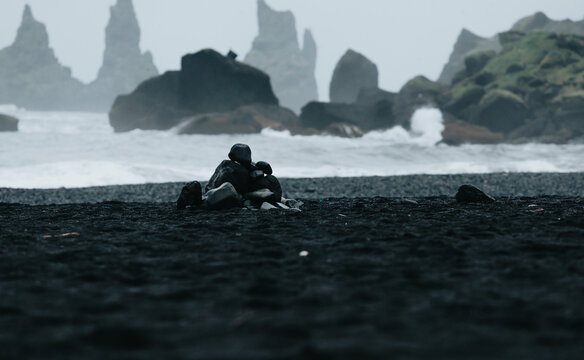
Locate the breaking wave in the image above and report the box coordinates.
[1,105,583,188]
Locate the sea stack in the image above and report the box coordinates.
[88,0,158,111]
[329,49,379,103]
[245,0,319,113]
[0,5,84,110]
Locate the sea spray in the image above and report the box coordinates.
[1,106,584,188]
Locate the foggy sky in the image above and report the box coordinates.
[0,0,583,99]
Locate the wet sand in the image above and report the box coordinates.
[1,173,583,359]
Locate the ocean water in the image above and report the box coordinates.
[1,105,583,189]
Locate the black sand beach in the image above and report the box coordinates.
[1,173,584,359]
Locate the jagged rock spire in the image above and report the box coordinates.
[13,5,50,52]
[245,0,319,113]
[302,29,317,73]
[91,0,158,110]
[0,4,84,110]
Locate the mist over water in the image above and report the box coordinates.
[1,105,583,189]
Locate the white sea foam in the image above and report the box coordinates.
[0,105,583,189]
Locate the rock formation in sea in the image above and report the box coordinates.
[244,0,319,113]
[0,5,85,110]
[0,2,157,111]
[109,49,281,132]
[439,12,584,85]
[88,0,159,111]
[0,114,18,132]
[300,75,445,138]
[437,29,500,85]
[440,31,584,143]
[329,49,379,103]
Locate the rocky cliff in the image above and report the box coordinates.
[439,12,584,85]
[244,0,318,113]
[0,6,85,110]
[88,0,159,111]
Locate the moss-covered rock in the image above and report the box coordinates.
[441,31,584,142]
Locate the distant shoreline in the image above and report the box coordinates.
[2,172,583,205]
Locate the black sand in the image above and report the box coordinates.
[1,173,584,359]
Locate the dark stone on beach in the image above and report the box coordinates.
[244,189,276,203]
[330,49,379,103]
[176,181,202,209]
[251,175,282,203]
[206,160,251,195]
[228,144,252,166]
[0,114,18,132]
[250,170,265,180]
[260,202,278,210]
[456,185,496,203]
[256,161,273,175]
[109,49,278,132]
[204,182,242,210]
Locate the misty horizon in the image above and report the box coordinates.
[0,0,583,99]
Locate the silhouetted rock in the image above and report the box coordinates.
[330,50,378,103]
[0,6,85,110]
[206,160,251,195]
[456,185,496,203]
[0,114,18,132]
[88,0,158,111]
[245,0,318,113]
[109,49,279,132]
[109,71,184,131]
[176,181,203,209]
[181,50,278,113]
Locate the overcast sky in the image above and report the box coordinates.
[0,0,583,99]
